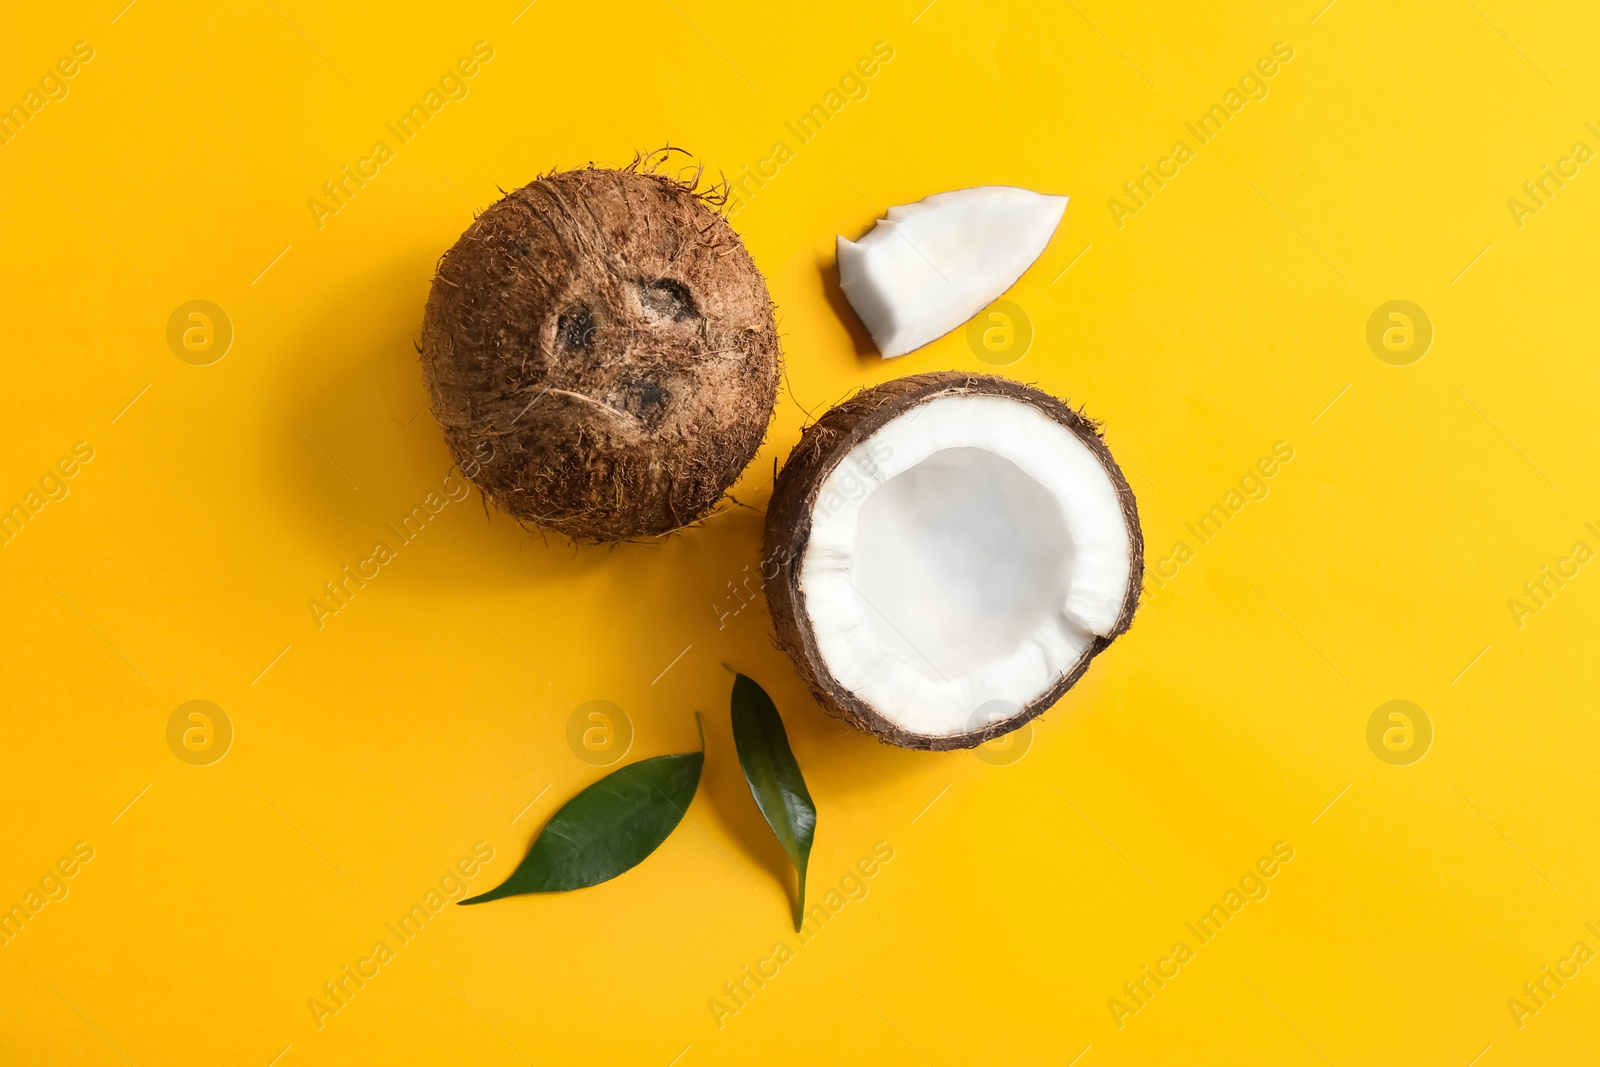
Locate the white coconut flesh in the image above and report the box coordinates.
[799,393,1132,738]
[837,186,1068,358]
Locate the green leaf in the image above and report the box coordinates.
[729,672,817,931]
[460,714,704,905]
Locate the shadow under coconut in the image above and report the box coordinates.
[817,251,879,364]
[248,248,453,561]
[260,247,636,595]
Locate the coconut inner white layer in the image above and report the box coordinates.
[799,394,1132,737]
[836,186,1067,359]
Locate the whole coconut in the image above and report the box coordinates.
[420,154,781,542]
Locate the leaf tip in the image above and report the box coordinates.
[458,885,507,906]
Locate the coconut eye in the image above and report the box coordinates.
[555,305,596,349]
[639,279,698,322]
[615,377,669,426]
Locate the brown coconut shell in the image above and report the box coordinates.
[763,371,1143,750]
[420,153,780,542]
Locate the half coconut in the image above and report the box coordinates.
[764,372,1142,750]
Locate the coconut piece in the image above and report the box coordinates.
[764,372,1141,750]
[837,187,1067,358]
[420,155,781,542]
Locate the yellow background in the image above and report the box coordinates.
[4,0,1599,1063]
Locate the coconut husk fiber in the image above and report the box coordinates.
[421,151,781,542]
